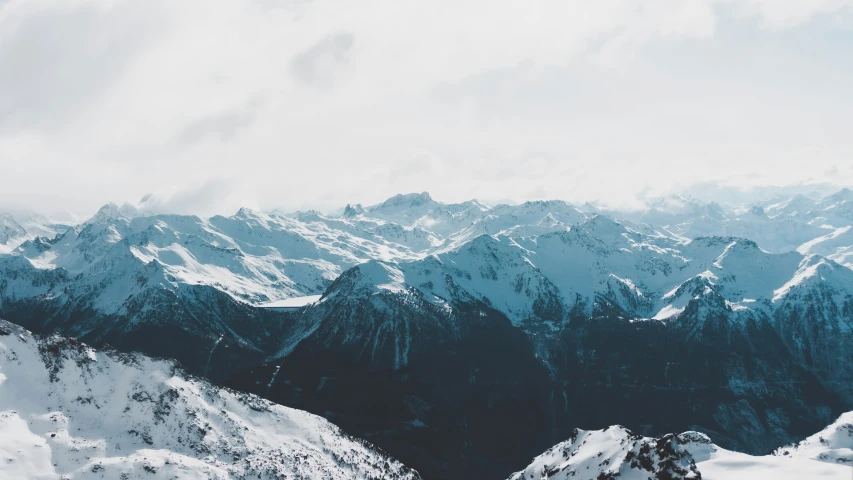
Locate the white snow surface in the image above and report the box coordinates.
[509,419,851,480]
[776,410,853,466]
[258,294,322,308]
[798,226,853,269]
[0,320,419,480]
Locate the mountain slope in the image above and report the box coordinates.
[0,211,71,253]
[508,419,851,480]
[0,319,420,480]
[798,226,853,268]
[0,213,27,246]
[507,427,706,480]
[777,411,853,466]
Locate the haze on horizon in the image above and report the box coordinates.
[1,0,853,217]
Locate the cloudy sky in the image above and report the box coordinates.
[1,0,852,216]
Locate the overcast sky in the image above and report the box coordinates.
[1,0,853,216]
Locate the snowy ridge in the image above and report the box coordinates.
[507,426,704,480]
[778,411,853,466]
[798,226,853,269]
[509,420,852,480]
[0,211,71,255]
[329,219,852,336]
[5,188,853,312]
[0,319,420,480]
[8,204,440,307]
[276,259,459,368]
[0,214,26,246]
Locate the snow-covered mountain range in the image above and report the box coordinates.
[0,319,419,479]
[4,189,853,318]
[3,189,853,478]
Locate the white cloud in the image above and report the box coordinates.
[135,178,250,217]
[725,0,853,28]
[1,0,852,216]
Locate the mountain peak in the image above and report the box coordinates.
[582,213,623,230]
[509,425,703,480]
[342,203,366,217]
[87,202,140,224]
[0,213,24,228]
[452,198,491,213]
[0,213,27,244]
[537,212,563,227]
[377,192,435,209]
[771,254,846,302]
[749,205,767,217]
[327,260,408,297]
[821,187,853,206]
[234,206,260,218]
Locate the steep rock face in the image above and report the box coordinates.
[0,214,27,245]
[280,261,462,367]
[342,203,366,217]
[0,319,420,480]
[771,256,853,401]
[230,277,556,480]
[552,314,840,455]
[0,255,68,309]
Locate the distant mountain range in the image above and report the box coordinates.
[2,189,853,478]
